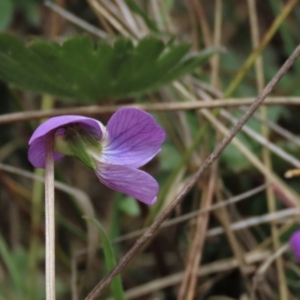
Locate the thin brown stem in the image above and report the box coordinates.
[248,0,289,298]
[2,97,300,124]
[186,165,217,300]
[45,133,55,300]
[178,170,214,300]
[123,250,271,299]
[189,0,212,47]
[44,1,107,38]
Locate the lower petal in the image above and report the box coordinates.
[95,163,158,205]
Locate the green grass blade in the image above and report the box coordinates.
[0,234,24,298]
[84,216,125,300]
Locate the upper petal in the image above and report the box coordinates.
[28,115,103,168]
[102,108,165,168]
[95,162,159,205]
[29,115,103,145]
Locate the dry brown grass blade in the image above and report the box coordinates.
[120,250,271,299]
[84,41,300,300]
[247,0,289,298]
[178,165,218,300]
[0,163,98,275]
[174,81,300,211]
[213,193,252,292]
[86,0,138,38]
[188,0,212,47]
[202,109,300,207]
[207,208,300,237]
[225,0,299,97]
[107,185,267,245]
[251,244,289,299]
[45,1,107,38]
[219,110,300,168]
[2,97,300,124]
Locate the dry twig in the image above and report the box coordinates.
[84,40,300,300]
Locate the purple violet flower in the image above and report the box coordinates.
[290,230,300,262]
[28,108,165,205]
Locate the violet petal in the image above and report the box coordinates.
[28,136,65,168]
[95,162,158,205]
[28,115,103,168]
[102,108,165,168]
[290,230,300,262]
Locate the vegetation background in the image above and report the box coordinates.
[0,0,300,299]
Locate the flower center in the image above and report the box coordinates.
[54,124,101,170]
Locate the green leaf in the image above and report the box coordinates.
[84,216,125,300]
[158,47,218,85]
[0,234,24,298]
[0,33,214,102]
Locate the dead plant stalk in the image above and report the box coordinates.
[84,43,300,300]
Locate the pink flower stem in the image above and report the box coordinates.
[45,133,56,300]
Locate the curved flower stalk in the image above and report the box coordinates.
[28,108,166,205]
[290,230,300,262]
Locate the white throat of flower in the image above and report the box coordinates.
[54,123,106,170]
[87,124,109,164]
